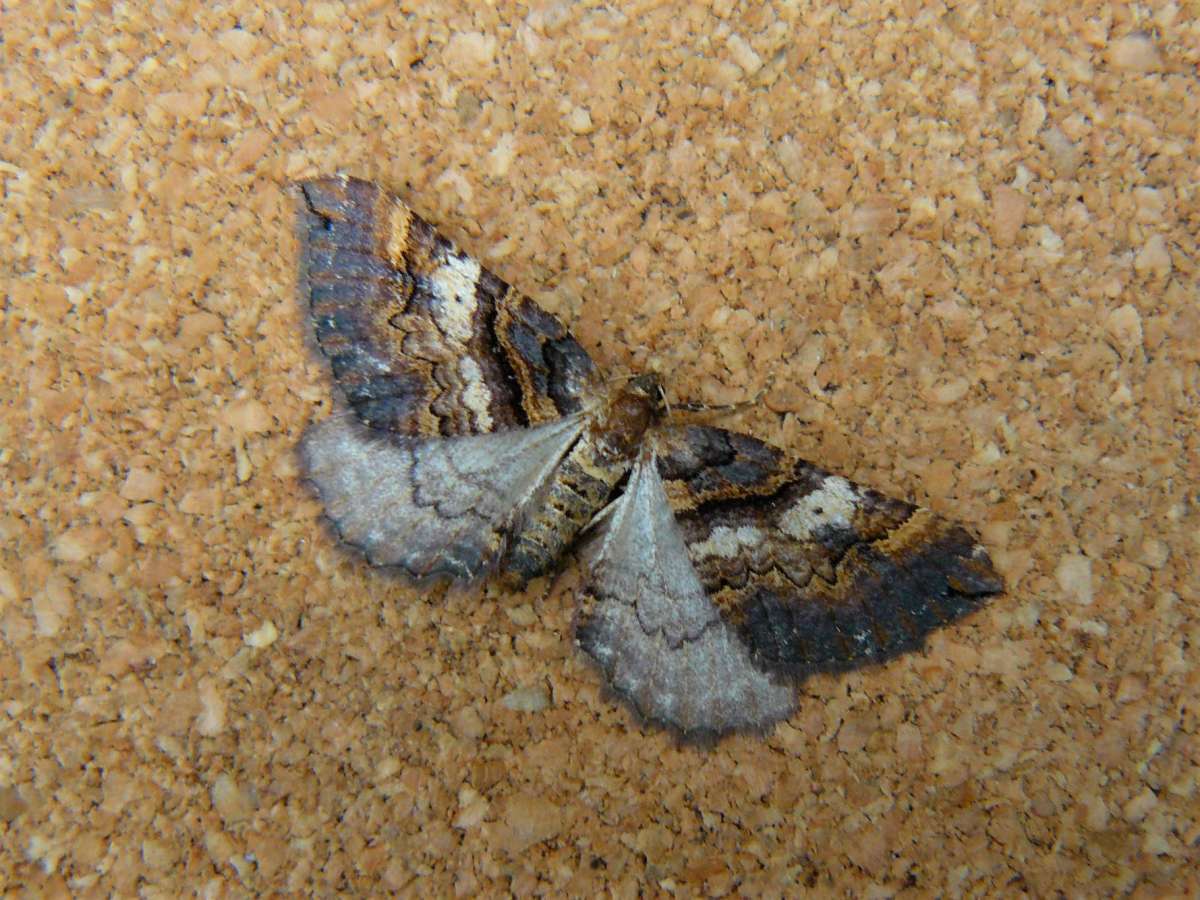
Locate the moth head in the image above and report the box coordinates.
[625,373,666,412]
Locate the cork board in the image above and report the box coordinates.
[2,2,1197,895]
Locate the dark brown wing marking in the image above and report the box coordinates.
[652,425,1002,679]
[654,423,793,509]
[297,176,602,436]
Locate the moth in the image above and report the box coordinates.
[296,176,1003,737]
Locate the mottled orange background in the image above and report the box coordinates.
[2,1,1196,895]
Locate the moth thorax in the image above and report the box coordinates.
[597,374,664,457]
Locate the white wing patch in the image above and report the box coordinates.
[778,475,860,541]
[456,356,494,431]
[302,413,582,579]
[689,524,767,561]
[429,252,483,342]
[578,456,795,735]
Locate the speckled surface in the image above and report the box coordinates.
[2,2,1197,895]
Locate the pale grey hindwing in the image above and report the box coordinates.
[302,413,585,580]
[575,454,796,735]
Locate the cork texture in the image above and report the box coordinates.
[2,1,1197,895]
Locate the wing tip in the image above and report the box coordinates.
[738,522,1004,680]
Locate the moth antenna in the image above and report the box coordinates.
[669,386,766,417]
[604,367,633,385]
